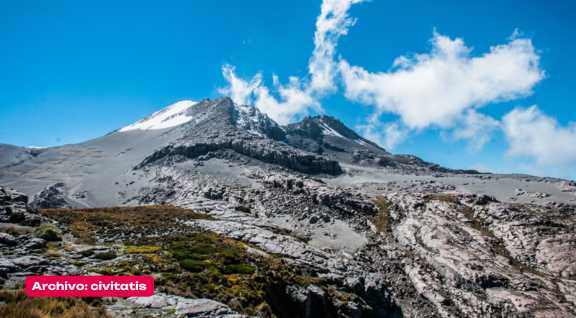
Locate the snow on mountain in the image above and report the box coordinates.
[318,119,345,139]
[119,100,197,132]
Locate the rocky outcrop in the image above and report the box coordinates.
[0,186,76,288]
[0,144,42,168]
[283,116,480,174]
[0,186,41,226]
[367,191,576,317]
[29,182,71,209]
[136,141,343,176]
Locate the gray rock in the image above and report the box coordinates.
[11,255,48,268]
[108,293,246,318]
[0,233,16,246]
[175,298,241,317]
[21,237,47,250]
[92,249,117,260]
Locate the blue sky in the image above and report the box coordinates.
[1,0,575,179]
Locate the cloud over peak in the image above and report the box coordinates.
[219,65,262,106]
[219,0,365,125]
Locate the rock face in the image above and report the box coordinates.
[0,187,67,287]
[1,97,576,317]
[137,141,343,176]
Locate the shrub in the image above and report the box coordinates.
[34,223,62,242]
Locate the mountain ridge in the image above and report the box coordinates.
[0,97,473,179]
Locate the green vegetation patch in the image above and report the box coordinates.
[168,232,252,273]
[159,232,325,316]
[92,231,328,317]
[34,223,62,242]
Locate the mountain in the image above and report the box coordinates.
[1,97,575,318]
[0,98,341,207]
[0,97,461,208]
[134,98,340,175]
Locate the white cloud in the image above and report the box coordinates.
[218,65,262,106]
[452,111,500,151]
[219,0,364,124]
[218,0,559,173]
[254,76,320,125]
[339,32,544,129]
[503,106,576,166]
[218,67,321,125]
[309,0,365,93]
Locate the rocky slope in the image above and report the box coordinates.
[283,115,477,174]
[1,98,575,317]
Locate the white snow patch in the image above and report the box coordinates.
[234,103,280,137]
[319,121,345,138]
[119,100,197,132]
[235,104,264,137]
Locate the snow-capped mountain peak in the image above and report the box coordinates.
[119,100,197,132]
